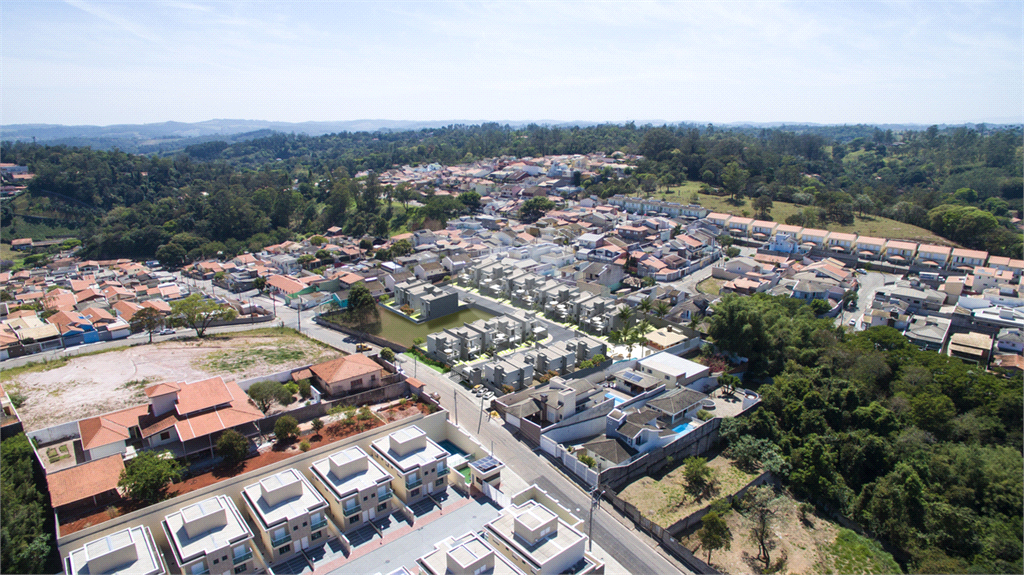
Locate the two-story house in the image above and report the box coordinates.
[370,426,450,505]
[162,495,259,575]
[310,446,396,534]
[241,468,330,565]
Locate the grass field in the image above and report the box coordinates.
[635,187,954,245]
[619,455,755,528]
[0,242,27,270]
[696,277,727,295]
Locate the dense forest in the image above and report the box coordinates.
[0,433,60,575]
[711,294,1023,574]
[1,122,1020,262]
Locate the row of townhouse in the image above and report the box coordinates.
[461,336,609,392]
[699,211,1023,274]
[426,311,549,364]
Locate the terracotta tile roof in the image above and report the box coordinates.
[113,300,143,320]
[74,288,104,302]
[310,354,381,385]
[174,377,234,415]
[141,299,171,313]
[79,405,151,450]
[144,381,181,398]
[267,274,306,295]
[47,455,124,507]
[81,307,114,322]
[291,369,312,382]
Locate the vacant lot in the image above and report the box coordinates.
[5,328,336,431]
[680,493,899,575]
[619,455,755,528]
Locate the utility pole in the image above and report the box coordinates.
[452,388,458,425]
[477,393,484,433]
[588,488,604,551]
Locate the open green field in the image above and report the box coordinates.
[0,242,27,270]
[641,187,954,245]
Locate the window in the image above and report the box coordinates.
[349,516,358,525]
[435,478,444,487]
[234,566,246,574]
[377,503,386,512]
[311,531,322,541]
[411,488,420,497]
[190,563,207,575]
[278,545,290,555]
[160,431,171,441]
[350,378,362,387]
[293,525,298,531]
[213,559,219,565]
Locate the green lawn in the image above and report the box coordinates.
[696,277,727,295]
[629,187,954,245]
[822,529,901,575]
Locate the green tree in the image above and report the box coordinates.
[698,511,732,564]
[247,380,292,414]
[752,195,773,219]
[380,347,396,362]
[1,433,56,575]
[346,282,377,323]
[274,415,299,441]
[253,276,267,293]
[311,418,325,436]
[131,306,165,344]
[169,293,237,338]
[684,456,714,498]
[722,161,749,201]
[215,429,250,466]
[156,243,187,268]
[458,191,482,211]
[638,298,653,317]
[117,450,182,504]
[519,197,555,223]
[654,300,671,318]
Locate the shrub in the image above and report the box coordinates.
[413,337,425,346]
[577,454,596,468]
[8,392,26,409]
[274,416,299,441]
[697,409,713,421]
[285,383,300,395]
[297,379,312,399]
[400,304,415,315]
[118,450,183,504]
[299,440,311,452]
[356,407,373,421]
[310,418,324,435]
[380,347,395,362]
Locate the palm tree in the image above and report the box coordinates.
[638,298,653,318]
[655,300,671,319]
[608,329,624,347]
[616,306,635,327]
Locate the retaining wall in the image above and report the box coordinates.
[313,315,409,352]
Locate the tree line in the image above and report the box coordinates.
[711,294,1022,574]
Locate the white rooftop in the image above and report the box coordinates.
[163,495,252,565]
[371,425,450,473]
[638,351,709,379]
[66,526,165,575]
[242,468,328,529]
[310,446,393,501]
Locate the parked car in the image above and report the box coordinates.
[158,328,175,335]
[355,343,371,352]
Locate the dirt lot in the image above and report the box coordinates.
[619,454,756,528]
[680,493,900,575]
[6,329,337,431]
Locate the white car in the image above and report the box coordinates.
[847,318,857,326]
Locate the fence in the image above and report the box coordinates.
[603,487,720,575]
[518,417,542,445]
[237,365,311,392]
[540,437,599,487]
[481,481,512,509]
[27,420,80,446]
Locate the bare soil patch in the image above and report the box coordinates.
[8,330,336,431]
[619,454,755,528]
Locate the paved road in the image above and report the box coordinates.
[397,354,692,575]
[836,270,902,328]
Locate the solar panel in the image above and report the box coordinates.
[470,455,503,474]
[620,371,644,384]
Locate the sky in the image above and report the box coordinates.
[2,1,1022,126]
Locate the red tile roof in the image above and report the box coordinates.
[174,377,234,415]
[79,405,151,450]
[47,455,124,508]
[310,354,381,385]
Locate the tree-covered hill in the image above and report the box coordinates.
[1,122,1020,261]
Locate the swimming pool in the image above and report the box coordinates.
[604,393,625,405]
[672,421,700,435]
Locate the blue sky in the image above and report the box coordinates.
[2,1,1021,126]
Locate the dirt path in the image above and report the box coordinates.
[7,333,336,431]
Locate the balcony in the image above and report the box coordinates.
[271,533,292,547]
[190,566,211,575]
[406,476,423,490]
[310,517,329,531]
[342,503,361,517]
[436,466,449,476]
[233,551,253,565]
[378,489,394,502]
